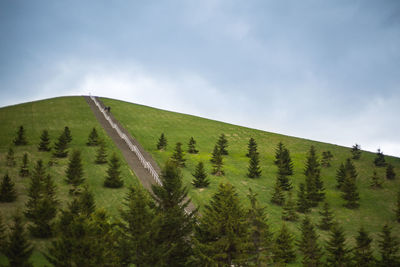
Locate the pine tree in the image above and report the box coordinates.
[13,125,28,146]
[151,160,196,266]
[104,153,124,188]
[246,137,258,158]
[321,150,333,167]
[246,188,273,266]
[396,190,400,223]
[282,191,298,221]
[378,224,400,267]
[5,215,33,267]
[336,158,358,190]
[325,223,351,267]
[65,150,85,193]
[63,126,72,143]
[192,162,210,188]
[194,182,248,266]
[374,148,386,167]
[304,146,324,206]
[53,131,69,158]
[353,226,375,267]
[86,127,99,146]
[19,153,30,177]
[38,129,51,151]
[296,183,310,213]
[318,202,334,231]
[274,143,293,190]
[187,137,199,154]
[297,216,323,267]
[0,173,17,202]
[386,163,396,180]
[95,140,108,164]
[79,186,96,217]
[6,147,16,167]
[271,180,285,206]
[247,150,262,178]
[341,173,360,209]
[211,145,224,176]
[272,224,296,264]
[370,170,383,189]
[351,143,362,160]
[156,133,167,150]
[171,142,186,167]
[217,133,228,155]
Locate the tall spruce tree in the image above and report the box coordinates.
[79,186,96,217]
[386,163,396,180]
[217,133,229,155]
[104,153,124,188]
[378,224,400,267]
[351,143,362,160]
[156,133,167,150]
[86,127,99,146]
[13,125,28,146]
[353,226,375,267]
[38,129,51,151]
[374,148,386,167]
[19,153,30,177]
[171,142,186,167]
[297,216,323,267]
[304,146,324,206]
[53,131,69,158]
[341,173,360,209]
[192,162,210,188]
[321,150,333,167]
[5,215,33,267]
[247,150,262,178]
[65,150,85,193]
[246,137,258,158]
[6,147,16,167]
[282,191,298,221]
[63,126,72,143]
[272,224,296,264]
[318,202,334,231]
[325,223,351,267]
[95,140,108,164]
[370,170,383,189]
[396,190,400,223]
[296,183,310,213]
[336,158,358,190]
[187,137,199,154]
[211,145,224,176]
[271,180,285,206]
[0,173,17,202]
[274,142,294,175]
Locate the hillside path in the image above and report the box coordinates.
[85,96,196,212]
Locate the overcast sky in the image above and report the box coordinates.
[1,0,399,156]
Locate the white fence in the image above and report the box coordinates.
[90,96,162,185]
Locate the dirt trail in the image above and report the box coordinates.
[85,96,196,212]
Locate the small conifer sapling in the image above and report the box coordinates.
[6,147,16,167]
[192,162,210,188]
[86,127,99,146]
[0,173,17,202]
[104,153,124,188]
[156,133,167,150]
[386,163,396,180]
[19,153,30,177]
[187,137,198,154]
[38,129,51,151]
[13,125,28,146]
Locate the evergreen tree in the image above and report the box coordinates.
[187,137,199,154]
[272,224,296,264]
[246,188,273,266]
[79,186,96,217]
[378,224,400,267]
[247,150,262,178]
[274,142,294,175]
[246,137,258,158]
[13,125,28,146]
[211,145,224,176]
[192,162,210,188]
[271,180,285,206]
[194,182,248,266]
[86,127,99,146]
[296,183,310,213]
[217,133,229,155]
[341,173,360,209]
[5,215,33,267]
[38,129,51,151]
[374,148,386,167]
[282,191,298,221]
[321,150,333,167]
[95,140,108,164]
[0,212,6,253]
[63,126,72,143]
[19,152,30,177]
[156,133,167,150]
[396,190,400,223]
[325,223,351,267]
[304,146,324,206]
[353,226,375,267]
[386,163,396,180]
[336,158,358,190]
[351,143,362,160]
[151,160,196,266]
[104,153,124,188]
[171,142,186,167]
[0,173,17,202]
[65,150,85,193]
[53,131,69,158]
[370,170,383,189]
[297,216,323,267]
[318,202,334,231]
[6,147,16,167]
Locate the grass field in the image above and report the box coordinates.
[102,97,400,264]
[0,96,139,266]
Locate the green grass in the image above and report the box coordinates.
[0,96,139,266]
[102,97,400,264]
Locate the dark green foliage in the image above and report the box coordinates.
[386,163,396,180]
[325,223,351,267]
[53,131,69,158]
[321,150,333,167]
[211,145,224,176]
[104,153,124,188]
[341,172,360,209]
[297,216,323,267]
[271,180,285,206]
[95,140,108,164]
[19,153,30,177]
[171,142,186,167]
[63,126,72,143]
[351,143,362,160]
[151,160,195,266]
[247,149,262,178]
[304,146,325,206]
[187,136,199,154]
[65,150,85,192]
[192,162,210,188]
[86,127,99,146]
[0,212,6,253]
[79,186,96,217]
[336,158,358,190]
[274,142,294,176]
[353,227,375,267]
[297,183,310,213]
[246,137,257,158]
[374,148,386,167]
[396,190,400,223]
[217,133,228,155]
[38,129,51,151]
[0,173,17,202]
[6,147,16,167]
[378,224,400,267]
[370,170,383,189]
[194,182,248,266]
[13,125,28,146]
[282,191,298,221]
[5,215,33,267]
[318,202,334,231]
[156,133,167,150]
[272,224,296,264]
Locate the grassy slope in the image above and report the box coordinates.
[103,97,400,262]
[0,96,139,266]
